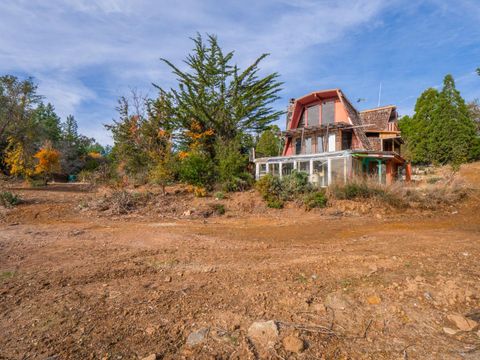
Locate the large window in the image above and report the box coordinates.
[312,160,328,187]
[298,161,310,174]
[282,162,294,176]
[295,138,302,155]
[270,163,280,176]
[330,157,346,184]
[305,137,312,154]
[298,110,306,127]
[322,100,335,125]
[316,136,324,153]
[307,105,320,126]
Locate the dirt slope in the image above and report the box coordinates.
[1,163,480,359]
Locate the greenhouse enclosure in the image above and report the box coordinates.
[254,150,405,186]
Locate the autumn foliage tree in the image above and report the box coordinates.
[33,142,61,184]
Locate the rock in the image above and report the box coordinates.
[367,295,381,305]
[164,276,172,283]
[423,292,433,301]
[443,327,459,335]
[447,314,478,331]
[141,355,157,360]
[247,320,279,347]
[182,210,192,217]
[186,327,209,347]
[282,335,305,353]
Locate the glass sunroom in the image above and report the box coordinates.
[254,150,404,186]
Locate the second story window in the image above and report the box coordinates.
[298,110,306,128]
[295,138,302,155]
[322,100,335,125]
[307,105,320,126]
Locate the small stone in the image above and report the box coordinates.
[247,320,279,348]
[447,314,478,331]
[443,327,459,335]
[367,295,381,305]
[164,276,172,283]
[423,292,433,301]
[282,335,305,353]
[145,325,156,335]
[186,327,209,347]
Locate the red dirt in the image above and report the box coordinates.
[1,163,480,359]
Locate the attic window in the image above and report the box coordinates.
[298,109,306,127]
[322,101,335,125]
[307,105,320,126]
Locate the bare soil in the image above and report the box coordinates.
[1,164,480,359]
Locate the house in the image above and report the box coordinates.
[254,89,406,186]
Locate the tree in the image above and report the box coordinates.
[255,125,282,158]
[155,33,283,155]
[467,99,480,134]
[34,142,61,184]
[4,137,34,178]
[429,75,478,165]
[399,88,439,163]
[400,75,480,165]
[33,103,62,145]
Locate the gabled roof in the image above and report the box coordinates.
[360,105,396,131]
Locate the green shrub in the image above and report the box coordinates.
[215,140,252,192]
[179,152,215,188]
[0,191,21,208]
[266,197,284,209]
[303,191,328,210]
[210,203,226,215]
[331,181,384,200]
[214,191,225,200]
[281,171,312,198]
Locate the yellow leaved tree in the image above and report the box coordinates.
[4,137,35,178]
[34,142,61,184]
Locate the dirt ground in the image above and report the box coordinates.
[1,164,480,359]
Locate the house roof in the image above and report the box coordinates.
[360,105,396,131]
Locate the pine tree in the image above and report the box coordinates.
[430,75,477,165]
[156,33,283,155]
[34,103,62,145]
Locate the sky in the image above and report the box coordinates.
[0,0,479,145]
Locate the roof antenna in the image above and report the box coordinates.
[377,82,382,107]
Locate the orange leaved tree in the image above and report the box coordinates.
[34,142,61,184]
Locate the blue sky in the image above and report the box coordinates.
[0,0,479,145]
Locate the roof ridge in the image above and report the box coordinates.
[361,105,396,112]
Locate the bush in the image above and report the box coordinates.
[179,152,215,188]
[215,140,253,192]
[0,191,21,208]
[256,171,322,209]
[95,190,150,214]
[303,191,328,210]
[330,181,384,200]
[209,203,226,215]
[214,191,225,200]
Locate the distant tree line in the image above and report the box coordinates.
[0,75,106,183]
[399,74,480,167]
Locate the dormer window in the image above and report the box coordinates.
[307,105,320,126]
[322,100,335,125]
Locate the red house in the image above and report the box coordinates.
[254,89,406,186]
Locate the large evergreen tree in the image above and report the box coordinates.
[400,75,480,165]
[155,33,283,156]
[255,125,282,158]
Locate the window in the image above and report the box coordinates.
[295,138,302,155]
[298,161,310,174]
[282,162,294,176]
[307,105,320,126]
[298,109,306,127]
[341,131,352,150]
[331,157,346,184]
[322,100,335,125]
[328,133,336,152]
[312,160,328,187]
[305,137,312,154]
[270,163,280,176]
[259,163,267,177]
[316,136,324,153]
